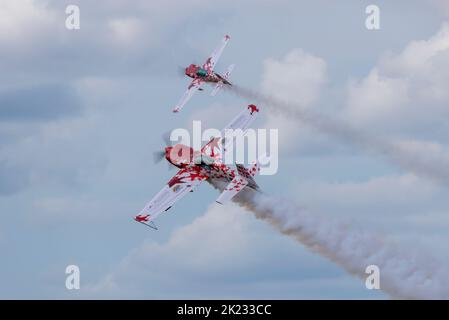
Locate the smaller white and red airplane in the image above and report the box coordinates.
[173,35,234,113]
[135,104,261,230]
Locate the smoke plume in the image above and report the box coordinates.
[226,85,449,186]
[217,86,449,298]
[224,185,449,299]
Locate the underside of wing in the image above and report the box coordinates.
[135,166,208,227]
[215,176,248,204]
[225,104,259,133]
[235,163,260,191]
[202,35,231,73]
[201,104,260,162]
[173,78,203,113]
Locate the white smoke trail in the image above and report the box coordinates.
[210,179,449,299]
[226,85,449,186]
[234,190,449,299]
[219,85,449,298]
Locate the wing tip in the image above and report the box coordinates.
[135,218,159,230]
[247,104,259,115]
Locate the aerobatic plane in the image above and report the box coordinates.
[173,35,234,113]
[134,104,261,230]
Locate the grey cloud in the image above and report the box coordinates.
[0,0,219,80]
[0,85,82,122]
[231,189,449,299]
[83,204,353,299]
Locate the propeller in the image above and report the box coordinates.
[178,62,202,77]
[153,132,175,170]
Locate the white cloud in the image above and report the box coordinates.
[84,202,336,298]
[344,23,449,133]
[292,171,449,249]
[84,204,257,297]
[296,173,437,213]
[0,0,57,46]
[0,0,218,79]
[346,69,410,125]
[108,17,147,50]
[259,49,328,153]
[261,49,327,108]
[0,114,107,193]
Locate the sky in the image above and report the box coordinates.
[1,0,449,299]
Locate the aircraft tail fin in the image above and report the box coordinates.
[211,64,235,96]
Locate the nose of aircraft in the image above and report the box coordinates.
[185,64,197,77]
[165,146,173,160]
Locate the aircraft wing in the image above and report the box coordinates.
[224,104,259,134]
[134,166,208,229]
[216,176,248,204]
[173,78,203,113]
[202,35,231,73]
[201,104,260,162]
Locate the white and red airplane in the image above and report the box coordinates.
[173,35,234,113]
[134,104,261,230]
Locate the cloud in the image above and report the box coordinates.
[84,204,258,297]
[388,139,449,184]
[0,0,57,47]
[293,173,445,225]
[108,17,147,49]
[1,0,448,300]
[0,0,216,79]
[231,191,449,299]
[0,115,107,195]
[259,49,328,154]
[0,83,86,194]
[0,84,82,122]
[84,202,341,298]
[230,25,449,187]
[346,69,409,126]
[261,49,327,107]
[297,173,436,209]
[344,22,449,134]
